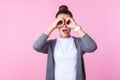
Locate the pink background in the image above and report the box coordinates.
[0,0,120,80]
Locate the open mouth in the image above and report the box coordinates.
[62,29,68,33]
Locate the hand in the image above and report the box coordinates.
[66,18,78,29]
[50,17,64,30]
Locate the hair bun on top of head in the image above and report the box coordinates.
[56,5,73,18]
[59,5,68,11]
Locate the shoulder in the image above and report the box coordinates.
[72,34,89,41]
[46,38,57,44]
[72,36,81,41]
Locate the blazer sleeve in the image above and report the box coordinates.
[33,33,50,54]
[80,34,97,53]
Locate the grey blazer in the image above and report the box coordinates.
[33,33,97,80]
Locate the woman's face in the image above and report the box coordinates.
[57,14,71,38]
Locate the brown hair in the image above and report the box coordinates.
[55,5,73,18]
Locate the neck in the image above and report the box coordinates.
[59,35,71,39]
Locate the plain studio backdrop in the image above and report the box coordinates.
[0,0,120,80]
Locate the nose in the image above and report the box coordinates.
[62,24,67,28]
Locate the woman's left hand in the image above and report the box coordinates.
[66,18,78,29]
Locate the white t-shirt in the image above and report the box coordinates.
[54,37,77,80]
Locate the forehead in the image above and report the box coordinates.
[57,14,71,19]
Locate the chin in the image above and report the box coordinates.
[61,34,71,38]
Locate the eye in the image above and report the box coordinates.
[58,20,63,25]
[67,20,71,25]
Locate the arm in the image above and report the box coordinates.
[66,18,97,52]
[33,18,64,53]
[75,26,97,53]
[80,33,97,53]
[75,25,97,53]
[33,33,49,53]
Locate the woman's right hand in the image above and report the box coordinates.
[50,17,64,30]
[44,17,64,36]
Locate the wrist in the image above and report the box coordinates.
[50,25,56,31]
[74,25,82,32]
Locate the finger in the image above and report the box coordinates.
[57,24,61,28]
[71,18,77,25]
[57,17,64,22]
[58,20,63,25]
[67,20,71,25]
[57,18,65,27]
[66,18,71,25]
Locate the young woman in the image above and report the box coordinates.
[33,5,97,80]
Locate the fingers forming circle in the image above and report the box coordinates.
[57,18,65,28]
